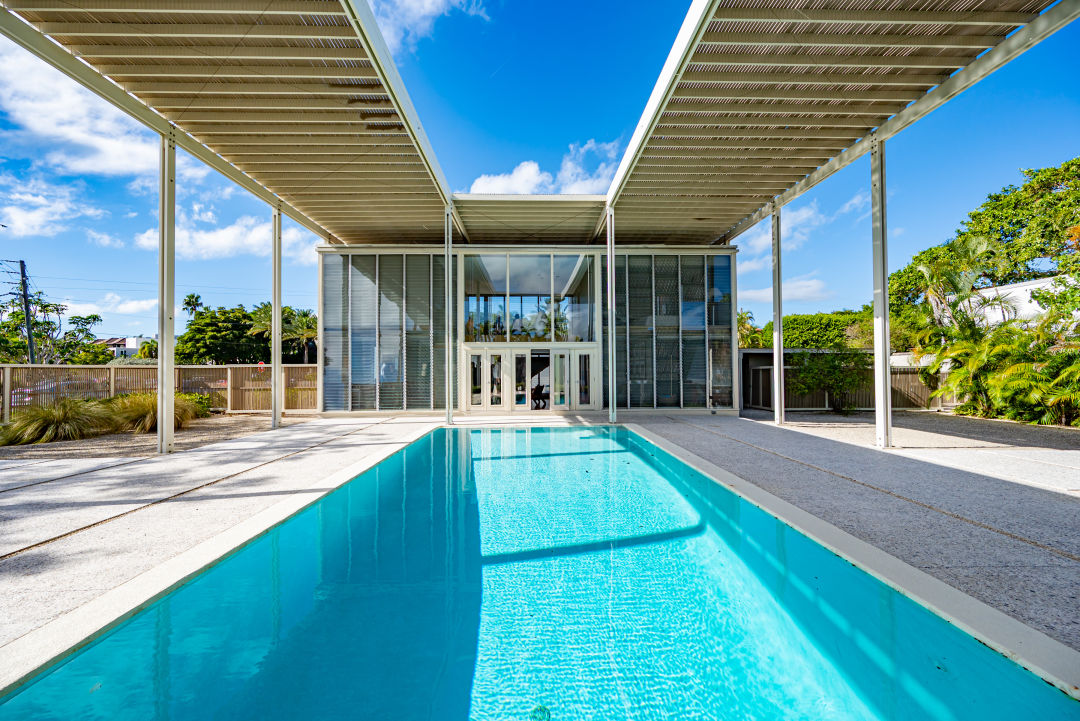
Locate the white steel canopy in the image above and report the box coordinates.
[0,0,458,244]
[1,0,1077,245]
[608,0,1078,245]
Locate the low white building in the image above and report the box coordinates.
[93,336,151,358]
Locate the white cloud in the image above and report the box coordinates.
[65,292,157,316]
[134,214,319,265]
[371,0,488,53]
[740,273,833,304]
[468,139,621,195]
[87,229,124,248]
[470,161,553,194]
[736,189,870,276]
[0,42,157,176]
[0,174,104,237]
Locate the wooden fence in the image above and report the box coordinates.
[747,366,953,412]
[0,364,317,421]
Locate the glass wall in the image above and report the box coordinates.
[322,253,454,411]
[464,255,506,343]
[465,253,594,343]
[600,252,735,410]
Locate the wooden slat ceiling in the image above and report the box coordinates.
[609,0,1058,245]
[2,0,451,244]
[452,195,606,245]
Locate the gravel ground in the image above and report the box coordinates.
[0,414,305,460]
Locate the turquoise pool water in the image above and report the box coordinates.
[1,427,1076,720]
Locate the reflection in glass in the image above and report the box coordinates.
[553,255,593,342]
[707,255,734,408]
[350,256,377,410]
[553,352,567,407]
[490,354,503,406]
[378,255,404,410]
[514,354,528,406]
[578,354,591,406]
[465,255,507,343]
[680,256,707,407]
[529,349,550,409]
[470,354,482,406]
[509,255,551,341]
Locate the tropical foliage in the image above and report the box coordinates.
[788,346,871,414]
[0,391,207,445]
[0,293,111,364]
[176,303,318,365]
[0,398,113,444]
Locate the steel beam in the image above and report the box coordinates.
[271,205,283,430]
[606,206,617,423]
[771,205,784,426]
[157,134,176,454]
[871,139,892,448]
[444,206,454,425]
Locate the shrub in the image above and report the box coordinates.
[788,348,871,414]
[110,392,199,433]
[177,392,212,418]
[0,398,114,445]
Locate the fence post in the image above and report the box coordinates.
[226,366,233,412]
[2,367,10,423]
[108,366,115,398]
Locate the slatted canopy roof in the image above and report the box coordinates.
[0,0,457,244]
[607,0,1073,245]
[452,195,606,245]
[1,0,1076,247]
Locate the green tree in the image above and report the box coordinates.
[175,306,267,364]
[288,309,318,363]
[0,293,108,364]
[182,293,204,317]
[788,346,871,414]
[737,309,766,348]
[136,339,158,359]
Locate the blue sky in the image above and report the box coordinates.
[0,0,1077,337]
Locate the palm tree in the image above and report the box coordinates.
[135,339,157,359]
[737,309,766,348]
[287,309,318,363]
[248,302,273,338]
[182,293,203,317]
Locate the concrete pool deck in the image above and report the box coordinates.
[0,411,1077,695]
[636,411,1080,653]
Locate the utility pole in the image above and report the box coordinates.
[19,260,36,364]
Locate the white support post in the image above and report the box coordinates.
[271,205,283,429]
[871,137,893,448]
[157,132,176,454]
[606,206,617,424]
[444,206,453,426]
[770,204,784,425]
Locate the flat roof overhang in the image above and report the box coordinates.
[607,0,1078,246]
[451,194,607,245]
[1,1,1077,249]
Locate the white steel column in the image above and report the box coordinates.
[271,205,283,429]
[871,137,893,448]
[157,132,176,454]
[606,206,617,423]
[770,205,784,425]
[444,206,453,426]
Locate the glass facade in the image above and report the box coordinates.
[601,252,734,410]
[322,249,734,411]
[322,253,455,411]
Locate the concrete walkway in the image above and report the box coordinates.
[637,411,1080,651]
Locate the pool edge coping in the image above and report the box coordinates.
[0,420,442,699]
[626,422,1080,703]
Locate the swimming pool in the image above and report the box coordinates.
[1,426,1076,719]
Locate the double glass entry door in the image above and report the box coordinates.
[468,348,595,412]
